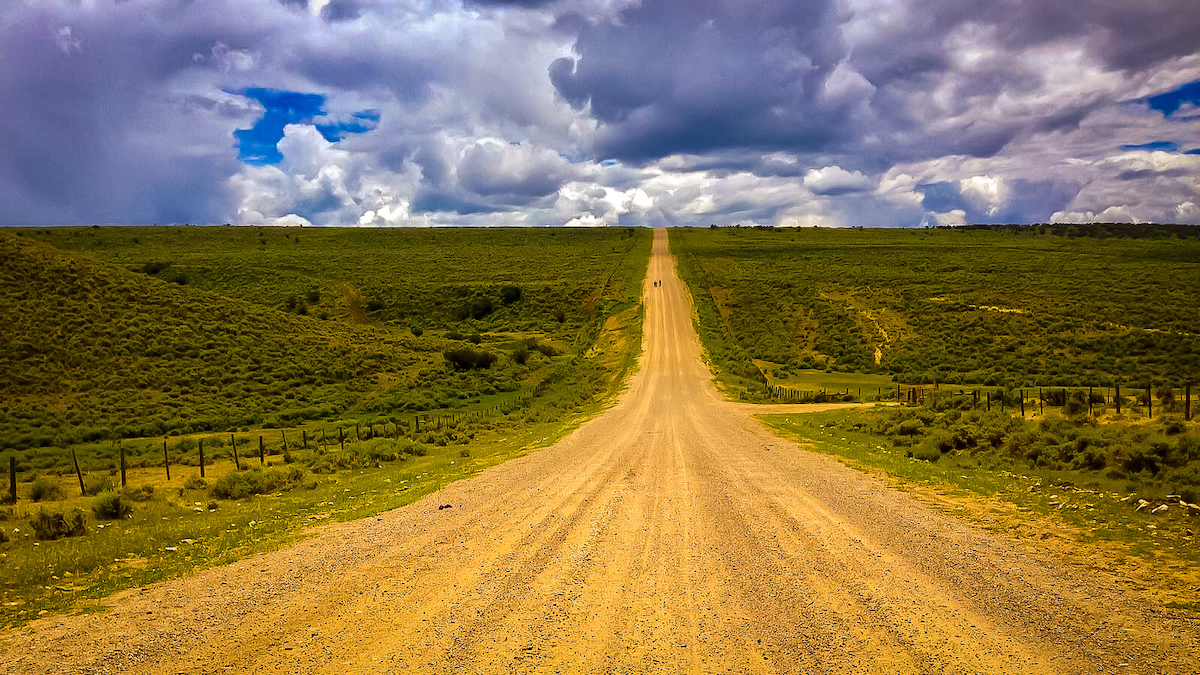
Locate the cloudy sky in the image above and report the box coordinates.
[1,0,1198,227]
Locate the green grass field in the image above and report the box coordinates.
[672,224,1200,398]
[0,225,650,627]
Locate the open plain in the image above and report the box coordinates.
[2,229,1198,674]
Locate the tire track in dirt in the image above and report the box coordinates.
[2,228,1199,674]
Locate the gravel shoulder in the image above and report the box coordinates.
[2,229,1198,674]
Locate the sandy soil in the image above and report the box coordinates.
[2,229,1198,674]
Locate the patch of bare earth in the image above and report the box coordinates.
[1,229,1197,674]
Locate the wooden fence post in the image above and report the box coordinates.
[259,436,265,465]
[163,440,170,481]
[1147,385,1153,419]
[303,429,308,449]
[199,439,205,478]
[120,445,127,488]
[1186,384,1192,421]
[280,430,288,453]
[9,455,17,503]
[1115,383,1121,416]
[1020,391,1025,417]
[72,449,85,495]
[232,434,241,470]
[339,428,345,451]
[1088,387,1093,416]
[356,423,361,441]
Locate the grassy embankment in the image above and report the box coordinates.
[0,226,651,627]
[672,224,1200,608]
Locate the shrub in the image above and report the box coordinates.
[443,347,497,370]
[911,445,941,462]
[467,297,494,319]
[512,348,531,365]
[411,327,423,337]
[209,467,306,500]
[402,440,428,457]
[928,430,956,454]
[446,331,464,341]
[139,261,172,275]
[127,485,155,501]
[92,491,133,519]
[1063,391,1089,416]
[467,333,482,344]
[29,477,64,502]
[551,308,566,323]
[29,509,87,540]
[83,475,115,496]
[500,285,522,304]
[525,338,559,357]
[0,528,8,543]
[1162,416,1187,436]
[183,475,207,490]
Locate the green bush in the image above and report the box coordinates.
[443,347,497,370]
[911,445,941,462]
[500,285,522,304]
[209,466,306,500]
[29,508,87,540]
[92,491,133,519]
[29,477,64,502]
[183,475,207,490]
[83,475,115,496]
[126,485,155,501]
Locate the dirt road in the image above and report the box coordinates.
[3,229,1198,674]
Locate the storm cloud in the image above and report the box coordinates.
[0,0,1197,227]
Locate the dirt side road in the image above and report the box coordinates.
[3,229,1198,674]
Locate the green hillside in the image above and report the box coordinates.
[0,227,651,452]
[672,224,1200,396]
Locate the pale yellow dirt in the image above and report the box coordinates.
[2,229,1199,674]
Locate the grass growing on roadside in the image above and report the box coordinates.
[761,407,1200,608]
[0,396,612,629]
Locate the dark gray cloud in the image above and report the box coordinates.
[551,0,847,161]
[0,2,271,224]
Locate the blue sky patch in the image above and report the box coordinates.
[1147,80,1200,117]
[315,110,381,142]
[232,88,379,165]
[1121,141,1179,152]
